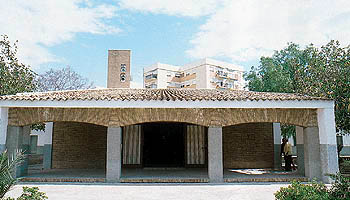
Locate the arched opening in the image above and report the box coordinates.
[21,121,108,182]
[121,122,208,169]
[222,122,307,182]
[121,122,208,181]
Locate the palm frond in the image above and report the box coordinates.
[0,150,25,198]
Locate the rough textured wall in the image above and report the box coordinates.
[107,50,131,88]
[9,107,318,128]
[52,122,107,169]
[223,123,274,168]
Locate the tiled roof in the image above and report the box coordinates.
[0,88,329,102]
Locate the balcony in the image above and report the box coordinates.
[171,73,196,83]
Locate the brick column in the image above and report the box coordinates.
[273,123,282,169]
[0,107,8,153]
[208,126,223,183]
[317,108,339,183]
[106,126,122,182]
[296,126,304,175]
[43,122,53,170]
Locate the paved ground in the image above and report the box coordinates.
[6,182,290,200]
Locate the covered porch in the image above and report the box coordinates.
[0,89,339,183]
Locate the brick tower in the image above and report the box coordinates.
[107,50,131,88]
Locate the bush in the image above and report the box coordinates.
[5,187,47,200]
[328,173,350,199]
[275,173,350,200]
[274,180,329,200]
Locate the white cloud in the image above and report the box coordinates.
[119,0,224,17]
[186,0,350,62]
[0,0,119,67]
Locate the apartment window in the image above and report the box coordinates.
[145,74,157,80]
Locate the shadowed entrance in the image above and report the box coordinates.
[143,123,185,167]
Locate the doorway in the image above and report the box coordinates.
[143,123,185,167]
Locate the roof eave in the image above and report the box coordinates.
[0,99,334,109]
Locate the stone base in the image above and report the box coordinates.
[224,177,308,183]
[296,144,305,176]
[121,178,209,183]
[274,144,282,169]
[43,144,52,170]
[20,177,309,183]
[320,144,339,183]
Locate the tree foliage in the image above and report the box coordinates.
[245,40,350,134]
[37,66,94,92]
[0,35,36,96]
[34,66,94,131]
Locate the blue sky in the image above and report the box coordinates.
[1,0,349,88]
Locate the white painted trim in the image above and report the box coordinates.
[44,122,53,145]
[0,108,8,145]
[0,99,334,109]
[273,123,281,144]
[317,108,337,145]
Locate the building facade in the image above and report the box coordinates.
[0,89,339,183]
[143,58,245,90]
[0,50,339,184]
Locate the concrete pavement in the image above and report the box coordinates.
[6,183,290,200]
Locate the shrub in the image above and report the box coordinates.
[275,173,350,200]
[274,180,329,200]
[4,187,47,200]
[328,173,350,199]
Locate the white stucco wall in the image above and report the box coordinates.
[0,108,8,147]
[30,130,45,146]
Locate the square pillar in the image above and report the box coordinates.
[43,122,53,170]
[273,123,282,169]
[0,107,8,153]
[303,127,322,180]
[106,126,122,182]
[318,108,339,183]
[21,126,31,176]
[296,126,304,175]
[6,125,30,178]
[208,126,223,183]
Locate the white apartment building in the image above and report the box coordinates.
[143,58,245,90]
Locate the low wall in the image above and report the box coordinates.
[52,122,107,169]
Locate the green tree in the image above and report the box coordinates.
[245,43,310,138]
[245,40,350,135]
[296,41,350,134]
[0,35,36,96]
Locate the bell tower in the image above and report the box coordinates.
[107,50,131,88]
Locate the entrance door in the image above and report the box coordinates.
[143,123,185,167]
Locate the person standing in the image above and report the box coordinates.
[283,138,293,171]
